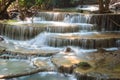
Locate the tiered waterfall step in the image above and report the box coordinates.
[0,22,95,40]
[36,12,120,31]
[36,12,91,23]
[46,32,120,49]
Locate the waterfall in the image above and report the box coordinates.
[0,22,96,40]
[90,14,120,31]
[27,32,49,46]
[32,12,120,32]
[36,12,65,21]
[46,32,120,49]
[116,40,120,48]
[35,12,92,23]
[0,23,46,40]
[0,10,120,80]
[0,12,120,50]
[4,32,50,49]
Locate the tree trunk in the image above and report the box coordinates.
[98,0,110,13]
[98,0,104,13]
[104,0,110,12]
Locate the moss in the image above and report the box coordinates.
[114,64,120,72]
[0,20,18,25]
[77,62,92,69]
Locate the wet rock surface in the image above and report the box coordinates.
[0,43,59,57]
[74,48,120,79]
[0,45,120,79]
[0,59,37,79]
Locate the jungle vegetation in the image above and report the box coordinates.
[0,0,111,19]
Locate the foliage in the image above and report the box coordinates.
[0,0,111,19]
[35,0,44,5]
[98,0,111,13]
[18,0,34,8]
[2,20,18,24]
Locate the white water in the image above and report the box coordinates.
[4,32,48,48]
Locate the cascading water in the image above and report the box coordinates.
[0,12,120,50]
[0,12,119,52]
[36,12,65,21]
[5,32,48,47]
[0,11,120,80]
[46,32,120,49]
[1,32,61,55]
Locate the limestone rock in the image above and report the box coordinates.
[32,57,55,70]
[51,51,81,74]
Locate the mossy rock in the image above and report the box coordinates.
[1,20,18,24]
[77,62,92,70]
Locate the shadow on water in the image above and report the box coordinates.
[5,72,76,80]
